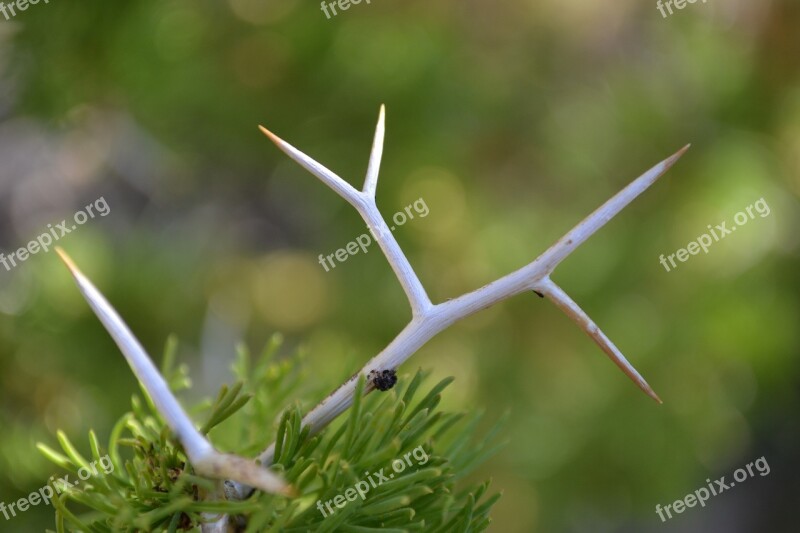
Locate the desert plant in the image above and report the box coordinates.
[45,106,688,530]
[39,336,502,531]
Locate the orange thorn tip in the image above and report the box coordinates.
[258,125,282,146]
[54,247,80,276]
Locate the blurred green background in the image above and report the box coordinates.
[1,0,799,531]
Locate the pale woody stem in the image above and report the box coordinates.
[248,109,687,489]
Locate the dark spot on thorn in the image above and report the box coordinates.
[533,290,544,298]
[368,369,398,391]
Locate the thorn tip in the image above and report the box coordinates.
[641,382,663,404]
[664,144,691,170]
[258,125,282,146]
[54,247,80,275]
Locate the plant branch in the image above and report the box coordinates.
[54,248,294,498]
[537,277,661,403]
[242,107,689,489]
[257,126,361,210]
[259,107,433,317]
[432,144,690,322]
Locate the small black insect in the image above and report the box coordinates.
[369,369,398,391]
[533,290,544,298]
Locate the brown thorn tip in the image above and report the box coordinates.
[54,247,79,275]
[643,383,663,404]
[664,144,691,169]
[258,125,281,145]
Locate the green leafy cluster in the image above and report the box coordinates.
[37,334,504,532]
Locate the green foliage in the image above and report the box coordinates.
[37,334,503,532]
[1,3,797,531]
